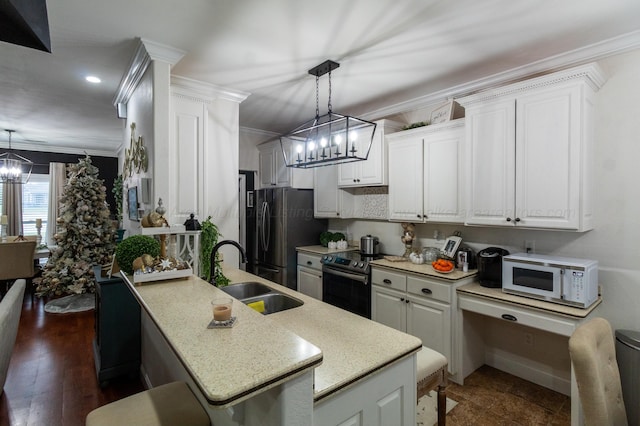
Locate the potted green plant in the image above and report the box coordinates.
[200,216,229,287]
[115,235,161,275]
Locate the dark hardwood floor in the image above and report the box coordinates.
[2,289,571,426]
[0,293,144,426]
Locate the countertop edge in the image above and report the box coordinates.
[313,343,422,403]
[120,272,324,407]
[370,259,478,281]
[456,282,602,318]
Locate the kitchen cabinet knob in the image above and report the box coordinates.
[336,213,340,216]
[515,217,521,222]
[383,278,392,284]
[506,217,512,222]
[400,298,405,302]
[421,288,432,295]
[307,261,312,265]
[501,314,518,322]
[417,214,422,219]
[405,299,410,304]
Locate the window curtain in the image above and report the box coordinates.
[47,162,67,245]
[1,182,23,235]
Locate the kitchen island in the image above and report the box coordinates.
[122,268,422,426]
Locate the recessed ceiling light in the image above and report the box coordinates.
[86,76,101,84]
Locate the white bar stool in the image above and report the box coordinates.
[416,345,448,426]
[86,381,210,426]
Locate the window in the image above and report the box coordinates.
[23,174,50,238]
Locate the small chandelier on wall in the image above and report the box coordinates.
[0,129,33,184]
[280,60,377,169]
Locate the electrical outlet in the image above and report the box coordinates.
[524,332,534,347]
[524,240,535,254]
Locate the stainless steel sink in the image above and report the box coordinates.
[221,281,304,314]
[221,282,273,299]
[242,293,304,315]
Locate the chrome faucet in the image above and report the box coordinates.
[210,240,248,286]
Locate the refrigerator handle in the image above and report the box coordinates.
[264,201,271,252]
[260,201,268,251]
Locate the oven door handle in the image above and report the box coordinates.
[322,266,368,284]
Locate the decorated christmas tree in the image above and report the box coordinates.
[35,156,116,296]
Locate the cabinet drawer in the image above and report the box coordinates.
[458,293,578,337]
[297,252,322,271]
[407,276,451,304]
[371,268,407,292]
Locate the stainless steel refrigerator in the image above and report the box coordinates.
[255,187,327,290]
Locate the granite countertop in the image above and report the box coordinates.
[457,282,602,318]
[123,268,421,407]
[297,245,360,255]
[370,258,478,281]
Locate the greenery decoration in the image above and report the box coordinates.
[115,235,161,275]
[112,174,123,225]
[35,156,116,296]
[402,121,430,130]
[200,216,229,287]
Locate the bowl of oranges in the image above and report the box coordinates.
[431,258,455,274]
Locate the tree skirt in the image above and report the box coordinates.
[44,293,95,314]
[416,391,457,426]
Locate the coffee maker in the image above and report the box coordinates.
[477,247,510,288]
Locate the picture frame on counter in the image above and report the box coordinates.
[429,100,465,124]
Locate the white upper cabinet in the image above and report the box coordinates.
[313,165,354,218]
[458,63,606,231]
[338,119,402,187]
[258,140,313,189]
[387,120,466,223]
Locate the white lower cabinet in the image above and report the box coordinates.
[296,252,322,300]
[313,354,416,426]
[372,266,472,376]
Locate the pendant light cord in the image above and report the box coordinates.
[315,75,320,119]
[328,70,333,114]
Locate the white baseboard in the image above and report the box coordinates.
[484,348,571,396]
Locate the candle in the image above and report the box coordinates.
[213,305,231,321]
[0,215,7,225]
[36,218,42,228]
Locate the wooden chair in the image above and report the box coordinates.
[86,381,210,426]
[0,241,38,298]
[0,279,26,396]
[416,345,448,426]
[569,317,628,426]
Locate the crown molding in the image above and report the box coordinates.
[362,30,640,120]
[1,140,118,157]
[171,75,250,104]
[113,38,187,107]
[239,126,279,138]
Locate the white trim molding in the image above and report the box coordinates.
[362,29,640,120]
[171,75,250,104]
[113,38,187,108]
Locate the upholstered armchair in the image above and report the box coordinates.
[0,279,26,395]
[0,241,37,297]
[569,317,628,426]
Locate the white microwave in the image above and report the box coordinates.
[502,253,599,309]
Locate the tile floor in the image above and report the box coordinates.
[440,365,571,425]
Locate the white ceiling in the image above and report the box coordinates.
[1,0,640,156]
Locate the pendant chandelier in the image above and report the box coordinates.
[280,60,377,168]
[0,130,33,184]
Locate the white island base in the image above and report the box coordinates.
[127,270,420,426]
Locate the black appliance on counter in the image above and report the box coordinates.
[321,251,383,319]
[255,187,327,290]
[477,247,510,288]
